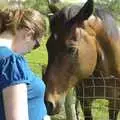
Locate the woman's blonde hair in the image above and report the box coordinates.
[0,8,46,40]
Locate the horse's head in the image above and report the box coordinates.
[44,0,97,115]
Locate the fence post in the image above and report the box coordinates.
[65,88,77,120]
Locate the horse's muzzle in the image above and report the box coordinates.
[45,100,60,115]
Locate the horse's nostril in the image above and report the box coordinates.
[45,100,54,115]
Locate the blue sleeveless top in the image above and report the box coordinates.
[0,47,47,120]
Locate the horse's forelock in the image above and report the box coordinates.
[95,7,119,40]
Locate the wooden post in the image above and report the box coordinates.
[65,88,82,120]
[65,88,77,120]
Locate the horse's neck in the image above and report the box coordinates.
[85,15,120,77]
[86,15,120,40]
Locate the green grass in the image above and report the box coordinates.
[52,99,120,120]
[25,35,48,77]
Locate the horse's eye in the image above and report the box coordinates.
[53,33,58,40]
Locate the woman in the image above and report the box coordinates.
[0,8,50,120]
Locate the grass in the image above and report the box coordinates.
[25,35,48,77]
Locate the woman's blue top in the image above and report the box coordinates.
[0,47,47,120]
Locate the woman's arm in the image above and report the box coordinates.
[2,83,29,120]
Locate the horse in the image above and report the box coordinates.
[43,0,120,119]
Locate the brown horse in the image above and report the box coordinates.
[43,0,120,119]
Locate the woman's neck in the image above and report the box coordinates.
[0,31,13,49]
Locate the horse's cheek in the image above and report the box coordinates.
[77,40,97,78]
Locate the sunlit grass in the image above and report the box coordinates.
[25,35,48,77]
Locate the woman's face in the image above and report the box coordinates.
[13,29,40,55]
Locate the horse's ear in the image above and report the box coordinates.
[69,0,94,25]
[48,3,60,14]
[79,0,94,21]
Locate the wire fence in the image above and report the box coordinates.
[75,71,120,120]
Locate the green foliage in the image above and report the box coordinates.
[95,0,120,22]
[23,0,73,14]
[23,0,49,14]
[0,1,8,9]
[50,2,72,10]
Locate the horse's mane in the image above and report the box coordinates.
[94,7,119,40]
[60,4,119,40]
